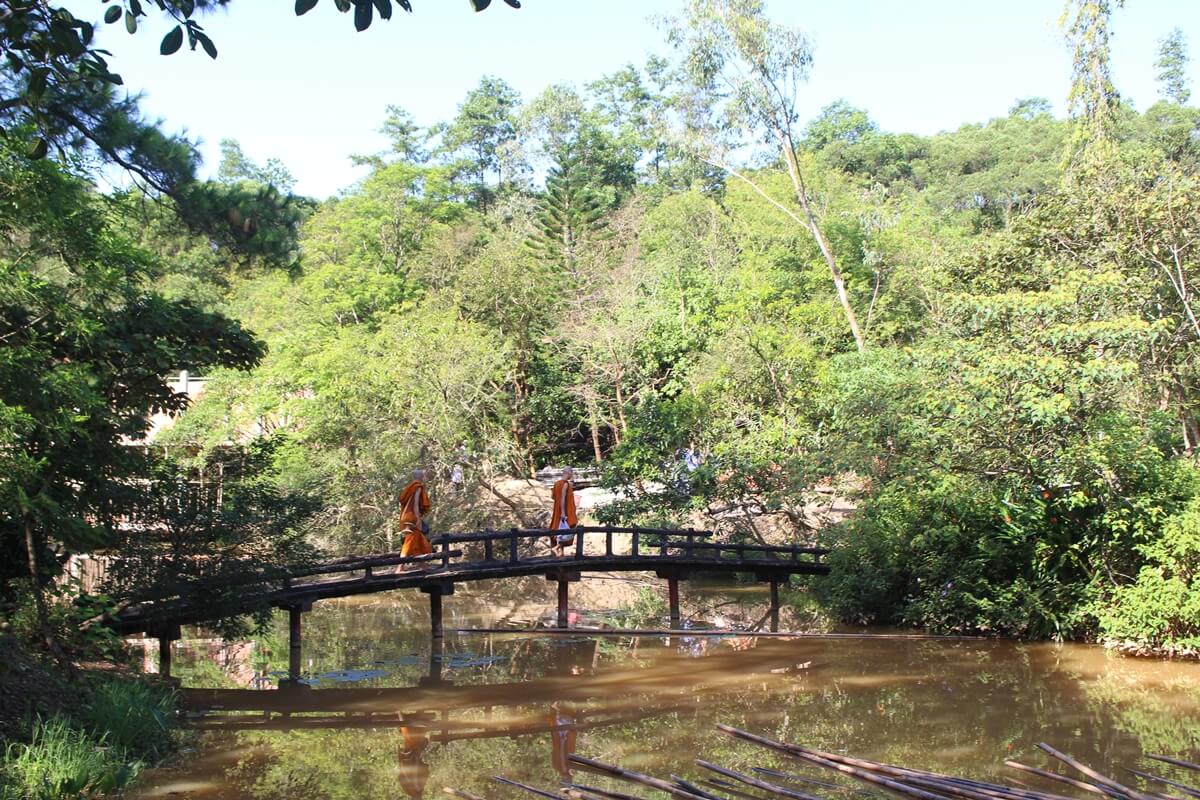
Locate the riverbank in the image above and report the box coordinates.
[0,636,179,799]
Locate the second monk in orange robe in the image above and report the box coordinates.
[549,466,578,557]
[398,470,432,558]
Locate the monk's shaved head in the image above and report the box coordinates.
[412,469,425,481]
[562,466,573,478]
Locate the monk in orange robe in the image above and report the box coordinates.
[547,703,578,780]
[549,466,578,557]
[397,725,430,799]
[398,470,432,559]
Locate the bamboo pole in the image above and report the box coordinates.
[1006,761,1120,798]
[444,789,487,800]
[566,784,648,800]
[1150,757,1200,775]
[716,725,962,800]
[719,725,1073,800]
[696,760,823,800]
[568,754,709,800]
[492,776,562,800]
[671,775,728,800]
[1125,768,1200,799]
[701,778,777,800]
[752,766,857,793]
[1037,744,1155,800]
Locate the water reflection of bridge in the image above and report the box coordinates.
[182,635,811,738]
[109,526,829,679]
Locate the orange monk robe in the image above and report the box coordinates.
[548,477,578,546]
[398,726,430,799]
[398,480,432,557]
[547,705,578,779]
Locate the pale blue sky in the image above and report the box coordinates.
[63,0,1200,198]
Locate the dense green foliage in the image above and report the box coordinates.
[3,0,1200,663]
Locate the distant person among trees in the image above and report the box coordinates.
[549,466,579,557]
[398,469,433,559]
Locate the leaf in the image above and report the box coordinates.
[354,0,372,31]
[180,0,195,17]
[472,0,491,9]
[503,0,520,6]
[372,0,392,20]
[160,26,184,55]
[124,10,137,34]
[104,6,122,23]
[195,30,217,59]
[27,138,48,160]
[28,69,47,98]
[295,0,319,14]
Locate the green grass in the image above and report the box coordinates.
[0,677,176,799]
[1,716,141,800]
[82,677,176,759]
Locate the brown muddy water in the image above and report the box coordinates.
[131,579,1200,800]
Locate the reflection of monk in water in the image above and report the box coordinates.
[548,703,578,780]
[397,725,430,799]
[554,637,597,677]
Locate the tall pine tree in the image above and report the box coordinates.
[527,145,609,279]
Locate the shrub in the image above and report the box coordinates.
[82,678,176,759]
[1095,497,1200,655]
[2,716,140,800]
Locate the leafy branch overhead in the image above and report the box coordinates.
[296,1,522,32]
[0,0,521,157]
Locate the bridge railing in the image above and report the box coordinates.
[285,550,464,588]
[427,525,715,564]
[426,525,827,566]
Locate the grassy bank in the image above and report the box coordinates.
[0,636,177,800]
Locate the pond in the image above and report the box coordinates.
[130,579,1200,799]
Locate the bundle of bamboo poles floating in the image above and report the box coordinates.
[442,724,1200,800]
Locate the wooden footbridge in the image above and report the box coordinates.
[106,526,829,679]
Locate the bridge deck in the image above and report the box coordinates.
[107,526,830,644]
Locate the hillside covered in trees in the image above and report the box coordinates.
[3,0,1200,663]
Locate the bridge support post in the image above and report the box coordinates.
[284,602,313,682]
[421,583,454,638]
[769,579,780,633]
[545,570,580,629]
[154,625,180,679]
[557,578,569,628]
[656,569,688,630]
[668,577,680,629]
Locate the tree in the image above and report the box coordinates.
[1155,28,1192,105]
[1061,0,1123,160]
[435,76,524,210]
[217,138,296,192]
[0,140,265,655]
[528,148,609,278]
[667,0,866,352]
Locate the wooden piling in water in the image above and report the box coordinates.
[668,577,680,628]
[430,591,443,637]
[422,583,453,638]
[769,580,780,632]
[154,624,180,678]
[159,635,172,677]
[288,606,302,680]
[558,578,569,628]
